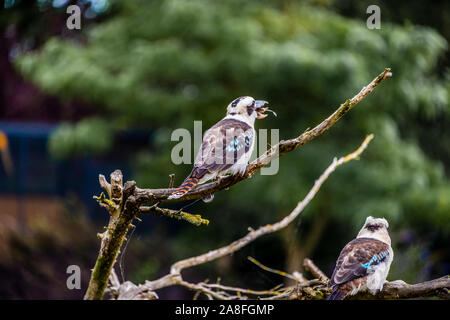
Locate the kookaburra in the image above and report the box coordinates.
[327,216,394,300]
[168,96,272,200]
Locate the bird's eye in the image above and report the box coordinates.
[366,224,381,232]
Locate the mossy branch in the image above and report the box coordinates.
[140,205,209,226]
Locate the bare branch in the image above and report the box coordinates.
[98,174,111,198]
[352,276,450,300]
[134,69,391,203]
[247,256,298,281]
[109,268,121,290]
[178,280,233,300]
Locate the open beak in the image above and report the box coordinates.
[255,100,276,119]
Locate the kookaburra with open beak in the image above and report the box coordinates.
[168,96,274,200]
[327,216,394,300]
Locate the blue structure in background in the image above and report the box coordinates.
[0,121,151,220]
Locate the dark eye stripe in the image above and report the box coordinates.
[366,224,382,232]
[231,97,244,108]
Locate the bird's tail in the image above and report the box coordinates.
[167,177,200,200]
[326,288,347,300]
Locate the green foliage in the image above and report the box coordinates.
[14,0,449,282]
[48,117,113,158]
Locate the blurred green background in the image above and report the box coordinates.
[0,0,448,299]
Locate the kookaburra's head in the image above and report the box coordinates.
[357,216,391,245]
[225,96,270,125]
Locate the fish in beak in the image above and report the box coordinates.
[255,100,277,119]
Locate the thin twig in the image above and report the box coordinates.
[351,276,450,300]
[178,280,234,300]
[248,256,298,281]
[140,205,209,226]
[260,288,296,300]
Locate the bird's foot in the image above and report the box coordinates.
[202,194,215,203]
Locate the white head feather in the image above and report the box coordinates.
[357,216,391,245]
[225,96,267,126]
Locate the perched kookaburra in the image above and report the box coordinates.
[168,96,272,200]
[327,216,394,300]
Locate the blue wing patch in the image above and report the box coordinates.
[361,250,389,269]
[225,131,253,153]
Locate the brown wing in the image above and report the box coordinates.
[190,119,254,179]
[329,238,390,286]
